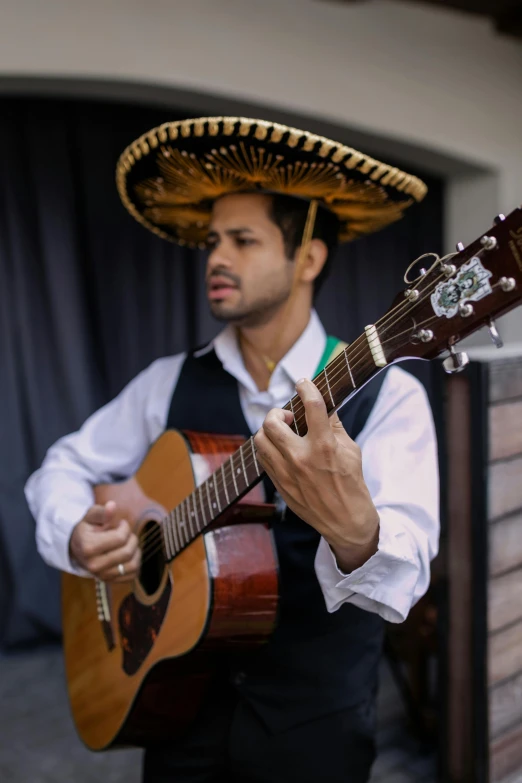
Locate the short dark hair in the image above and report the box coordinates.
[268,194,340,296]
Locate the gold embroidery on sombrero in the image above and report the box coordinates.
[116,117,428,247]
[134,143,414,245]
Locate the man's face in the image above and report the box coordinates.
[205,193,294,326]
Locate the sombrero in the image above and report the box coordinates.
[116,116,427,248]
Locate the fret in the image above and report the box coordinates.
[177,504,187,546]
[344,350,356,389]
[198,486,208,526]
[221,463,230,505]
[190,493,200,534]
[184,502,191,544]
[171,507,180,552]
[239,444,248,484]
[209,477,221,513]
[183,500,192,544]
[323,367,335,408]
[204,480,214,517]
[163,516,173,558]
[230,454,239,496]
[172,512,180,552]
[187,500,195,539]
[251,437,261,477]
[290,397,301,435]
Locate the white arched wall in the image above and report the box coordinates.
[1,0,521,346]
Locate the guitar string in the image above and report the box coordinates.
[280,252,470,425]
[137,318,436,563]
[138,307,447,563]
[139,261,495,562]
[138,257,494,563]
[141,260,459,555]
[139,256,493,560]
[288,263,492,421]
[139,256,491,564]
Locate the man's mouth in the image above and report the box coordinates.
[208,277,239,301]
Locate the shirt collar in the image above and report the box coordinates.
[206,310,327,393]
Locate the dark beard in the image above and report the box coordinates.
[210,288,290,328]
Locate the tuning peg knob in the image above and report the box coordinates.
[488,319,503,348]
[443,345,470,375]
[499,277,516,292]
[418,329,434,343]
[459,302,474,318]
[480,235,498,250]
[494,214,506,224]
[456,242,465,252]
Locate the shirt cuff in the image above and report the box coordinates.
[314,510,421,623]
[38,501,93,577]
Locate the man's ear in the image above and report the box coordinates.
[297,238,328,285]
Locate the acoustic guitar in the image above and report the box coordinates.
[62,208,522,750]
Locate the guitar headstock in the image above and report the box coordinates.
[382,208,522,372]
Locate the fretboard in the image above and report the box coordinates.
[160,336,376,561]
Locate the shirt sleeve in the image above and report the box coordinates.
[314,366,440,623]
[24,354,185,575]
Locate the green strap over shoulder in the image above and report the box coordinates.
[314,335,348,376]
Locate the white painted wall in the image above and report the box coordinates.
[1,0,521,345]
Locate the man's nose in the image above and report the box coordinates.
[207,247,233,272]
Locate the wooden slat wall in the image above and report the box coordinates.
[488,357,522,783]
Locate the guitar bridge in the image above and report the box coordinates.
[96,579,115,651]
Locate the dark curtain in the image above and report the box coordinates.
[0,97,443,649]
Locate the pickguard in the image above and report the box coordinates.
[118,580,172,676]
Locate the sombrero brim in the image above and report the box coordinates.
[116,116,428,248]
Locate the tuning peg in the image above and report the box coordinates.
[481,235,498,250]
[494,214,506,224]
[443,345,470,375]
[488,319,503,348]
[456,242,465,252]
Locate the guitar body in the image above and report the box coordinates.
[62,430,278,751]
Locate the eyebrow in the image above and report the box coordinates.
[206,227,256,239]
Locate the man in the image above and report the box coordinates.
[26,117,439,783]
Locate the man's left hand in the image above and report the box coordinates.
[254,378,379,573]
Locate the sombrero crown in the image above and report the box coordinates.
[116,116,427,248]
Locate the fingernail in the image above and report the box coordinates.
[296,378,307,388]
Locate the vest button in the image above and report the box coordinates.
[233,670,246,686]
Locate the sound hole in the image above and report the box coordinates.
[138,520,167,596]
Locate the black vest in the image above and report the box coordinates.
[167,347,386,732]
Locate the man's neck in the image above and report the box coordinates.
[237,304,312,392]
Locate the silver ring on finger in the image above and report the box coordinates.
[117,563,125,576]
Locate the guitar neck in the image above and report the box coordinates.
[161,336,379,559]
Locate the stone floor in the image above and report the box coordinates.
[0,645,436,783]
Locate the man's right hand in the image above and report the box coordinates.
[69,501,141,582]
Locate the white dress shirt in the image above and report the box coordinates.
[25,310,439,624]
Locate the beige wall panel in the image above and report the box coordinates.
[489,621,522,686]
[490,360,522,404]
[490,670,522,738]
[489,568,522,633]
[490,512,522,577]
[490,403,522,462]
[489,458,522,521]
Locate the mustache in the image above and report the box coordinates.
[207,271,241,287]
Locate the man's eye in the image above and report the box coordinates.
[236,237,255,247]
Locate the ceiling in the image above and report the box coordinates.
[322,0,522,39]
